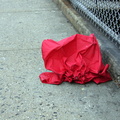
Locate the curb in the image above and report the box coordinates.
[53,0,120,87]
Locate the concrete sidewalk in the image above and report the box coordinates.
[0,0,120,120]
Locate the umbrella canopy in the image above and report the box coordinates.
[39,34,112,84]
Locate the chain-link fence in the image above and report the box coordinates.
[69,0,120,49]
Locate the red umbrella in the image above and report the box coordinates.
[39,34,112,84]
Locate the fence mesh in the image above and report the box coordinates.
[69,0,120,49]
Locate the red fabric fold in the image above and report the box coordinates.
[39,34,112,84]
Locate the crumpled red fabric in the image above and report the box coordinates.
[39,34,112,84]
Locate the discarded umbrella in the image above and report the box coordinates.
[39,34,112,84]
